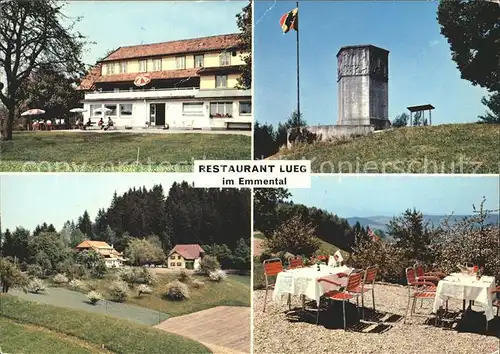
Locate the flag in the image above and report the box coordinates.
[280,8,298,33]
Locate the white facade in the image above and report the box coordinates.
[82,88,252,130]
[105,258,124,268]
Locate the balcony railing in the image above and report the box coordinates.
[90,86,199,94]
[84,87,199,101]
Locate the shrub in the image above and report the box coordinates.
[266,215,320,257]
[199,256,220,275]
[192,280,205,289]
[140,267,158,285]
[208,269,227,282]
[56,261,87,280]
[178,269,192,283]
[52,273,69,284]
[25,278,46,294]
[351,238,408,284]
[68,279,83,290]
[87,291,102,305]
[164,280,190,301]
[137,284,153,296]
[434,203,500,282]
[109,281,129,302]
[91,259,108,279]
[26,264,43,278]
[121,268,140,284]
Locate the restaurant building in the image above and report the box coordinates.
[78,33,251,130]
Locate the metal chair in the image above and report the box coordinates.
[404,267,437,324]
[317,270,363,330]
[262,258,283,312]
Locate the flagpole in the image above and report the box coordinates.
[296,1,300,122]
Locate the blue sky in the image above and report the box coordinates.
[62,1,244,66]
[289,176,500,217]
[0,174,195,231]
[254,1,490,126]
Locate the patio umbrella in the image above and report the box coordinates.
[20,109,45,131]
[134,73,151,87]
[20,108,45,116]
[69,108,87,113]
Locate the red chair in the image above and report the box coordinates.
[349,265,378,319]
[262,258,283,312]
[404,267,437,324]
[317,271,363,330]
[414,263,445,284]
[288,256,304,270]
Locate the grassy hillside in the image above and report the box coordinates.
[0,131,251,172]
[0,317,106,354]
[270,123,500,173]
[0,295,210,354]
[57,272,250,317]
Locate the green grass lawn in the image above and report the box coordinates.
[0,295,211,354]
[0,317,105,354]
[62,272,250,317]
[271,123,500,173]
[0,131,251,172]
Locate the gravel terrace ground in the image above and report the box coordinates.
[155,306,251,354]
[254,284,500,354]
[10,287,168,325]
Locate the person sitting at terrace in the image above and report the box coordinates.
[98,117,104,129]
[104,117,114,131]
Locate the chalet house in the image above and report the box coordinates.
[77,33,251,130]
[75,240,126,268]
[168,244,205,270]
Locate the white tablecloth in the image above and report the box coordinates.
[432,273,496,321]
[273,265,352,305]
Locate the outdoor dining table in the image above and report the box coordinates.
[273,264,353,306]
[432,272,496,325]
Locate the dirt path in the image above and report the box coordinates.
[155,306,250,354]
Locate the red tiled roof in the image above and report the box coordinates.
[101,33,241,62]
[169,244,205,260]
[95,68,199,84]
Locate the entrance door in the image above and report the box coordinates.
[149,103,166,126]
[155,104,165,126]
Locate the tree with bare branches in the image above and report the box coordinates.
[0,0,87,140]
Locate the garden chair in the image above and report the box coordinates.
[349,265,378,320]
[317,270,363,330]
[414,263,445,284]
[404,267,437,324]
[262,258,283,312]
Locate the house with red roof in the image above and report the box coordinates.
[168,244,205,270]
[77,34,251,130]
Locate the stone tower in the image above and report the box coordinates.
[336,45,390,130]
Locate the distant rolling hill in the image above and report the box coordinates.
[347,214,499,234]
